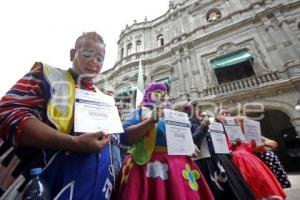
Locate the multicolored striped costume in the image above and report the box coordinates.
[0,62,113,200]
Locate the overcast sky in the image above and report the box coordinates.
[0,0,169,97]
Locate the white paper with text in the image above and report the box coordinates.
[164,109,195,155]
[74,88,123,134]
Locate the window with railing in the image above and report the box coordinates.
[211,50,255,84]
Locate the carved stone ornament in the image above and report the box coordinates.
[206,8,222,22]
[135,34,143,39]
[217,43,236,56]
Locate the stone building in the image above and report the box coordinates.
[95,0,300,170]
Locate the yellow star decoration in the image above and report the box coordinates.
[121,157,134,184]
[182,164,200,191]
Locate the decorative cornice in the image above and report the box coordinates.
[151,65,173,76]
[99,0,300,87]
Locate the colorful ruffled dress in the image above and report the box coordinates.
[257,150,291,188]
[113,106,214,200]
[230,143,287,200]
[190,118,256,200]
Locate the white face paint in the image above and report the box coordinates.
[150,92,160,103]
[150,90,166,105]
[71,40,105,78]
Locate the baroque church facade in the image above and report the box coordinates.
[95,0,300,170]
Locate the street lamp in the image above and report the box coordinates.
[295,99,300,111]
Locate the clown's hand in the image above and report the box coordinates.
[232,138,242,146]
[149,106,164,123]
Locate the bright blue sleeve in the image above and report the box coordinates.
[120,109,141,146]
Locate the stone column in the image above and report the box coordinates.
[190,51,203,90]
[266,24,293,66]
[175,51,188,101]
[196,54,208,90]
[145,63,151,85]
[280,20,300,58]
[273,21,299,64]
[185,55,198,99]
[263,26,282,67]
[257,20,282,70]
[184,48,196,89]
[181,56,190,91]
[291,118,300,137]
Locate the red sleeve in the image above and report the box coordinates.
[0,63,45,145]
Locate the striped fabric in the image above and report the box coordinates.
[0,62,98,144]
[0,63,49,198]
[0,63,114,200]
[0,63,45,145]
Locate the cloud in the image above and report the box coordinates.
[146,161,169,180]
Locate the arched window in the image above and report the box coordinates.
[157,34,164,47]
[127,43,132,56]
[136,40,142,52]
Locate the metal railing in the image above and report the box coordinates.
[203,71,281,96]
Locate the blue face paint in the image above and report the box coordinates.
[80,49,105,63]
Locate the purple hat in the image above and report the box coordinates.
[142,82,167,106]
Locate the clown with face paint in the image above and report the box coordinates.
[0,32,114,200]
[112,82,214,200]
[216,109,287,200]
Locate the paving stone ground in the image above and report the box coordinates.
[285,173,300,200]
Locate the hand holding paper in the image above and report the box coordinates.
[74,88,124,134]
[164,109,195,155]
[71,132,111,152]
[149,106,164,123]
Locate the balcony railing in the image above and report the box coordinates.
[120,13,168,36]
[203,71,281,97]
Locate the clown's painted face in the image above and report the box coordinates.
[219,109,231,117]
[217,109,231,121]
[71,39,105,78]
[150,89,166,105]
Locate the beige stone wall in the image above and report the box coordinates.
[95,0,300,135]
